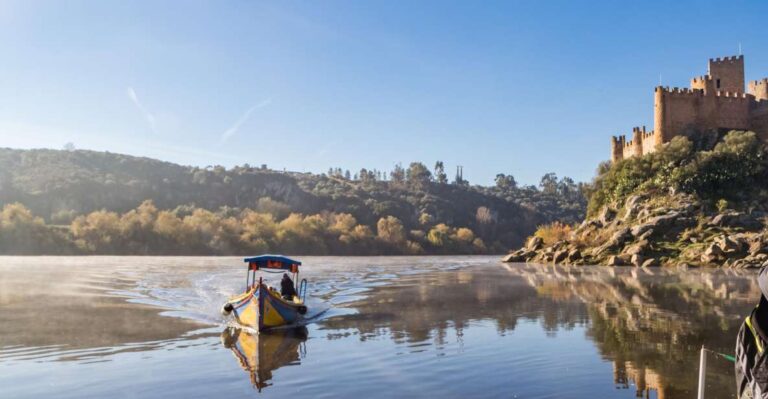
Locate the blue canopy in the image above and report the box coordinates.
[244,255,302,271]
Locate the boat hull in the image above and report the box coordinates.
[224,283,305,331]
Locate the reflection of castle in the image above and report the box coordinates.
[614,360,667,399]
[611,55,768,162]
[508,264,759,399]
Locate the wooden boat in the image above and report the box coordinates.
[222,255,307,332]
[220,326,307,391]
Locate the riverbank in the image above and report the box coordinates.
[503,192,768,268]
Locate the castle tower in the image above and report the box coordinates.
[631,127,643,157]
[749,78,768,101]
[610,136,625,163]
[708,55,745,93]
[691,75,715,94]
[653,86,667,146]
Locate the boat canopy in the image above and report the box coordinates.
[244,255,302,272]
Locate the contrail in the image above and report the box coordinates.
[126,87,157,133]
[221,99,272,142]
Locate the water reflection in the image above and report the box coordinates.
[220,327,307,392]
[320,263,760,398]
[511,265,759,398]
[319,268,589,344]
[1,257,763,398]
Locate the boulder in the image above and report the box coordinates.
[527,236,544,251]
[749,239,766,256]
[709,211,760,229]
[501,252,523,262]
[623,240,649,256]
[609,228,632,247]
[630,254,644,267]
[701,243,724,264]
[647,211,680,229]
[605,255,624,266]
[553,250,568,264]
[567,248,582,262]
[715,235,745,254]
[623,195,647,221]
[598,207,617,225]
[732,257,761,269]
[631,223,654,238]
[641,258,658,268]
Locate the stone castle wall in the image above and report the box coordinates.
[611,55,768,162]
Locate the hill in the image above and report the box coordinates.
[0,148,586,255]
[504,130,768,268]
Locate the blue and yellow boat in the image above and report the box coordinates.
[222,255,308,332]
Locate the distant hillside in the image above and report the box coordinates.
[0,148,586,255]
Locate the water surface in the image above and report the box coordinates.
[0,256,758,398]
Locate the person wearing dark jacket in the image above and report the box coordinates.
[280,273,297,300]
[736,267,768,399]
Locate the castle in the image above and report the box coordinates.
[610,55,768,162]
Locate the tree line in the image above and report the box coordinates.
[0,200,490,255]
[0,148,588,255]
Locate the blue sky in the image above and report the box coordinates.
[1,1,767,185]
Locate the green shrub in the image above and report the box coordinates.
[587,131,766,216]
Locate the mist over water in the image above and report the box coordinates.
[0,256,757,398]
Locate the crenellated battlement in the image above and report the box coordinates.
[715,91,751,100]
[611,53,768,163]
[692,75,712,83]
[656,86,703,96]
[709,55,744,64]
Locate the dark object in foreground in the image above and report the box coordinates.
[735,267,768,398]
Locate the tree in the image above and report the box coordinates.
[390,163,405,186]
[376,216,406,244]
[359,168,373,184]
[406,162,432,190]
[539,172,558,194]
[453,166,468,186]
[476,206,494,224]
[434,161,448,184]
[494,174,517,190]
[427,223,451,247]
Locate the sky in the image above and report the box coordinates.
[1,1,767,185]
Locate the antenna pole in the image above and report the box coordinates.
[697,345,707,399]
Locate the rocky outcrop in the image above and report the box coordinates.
[502,193,768,268]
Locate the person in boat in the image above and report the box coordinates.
[736,266,768,399]
[280,273,297,300]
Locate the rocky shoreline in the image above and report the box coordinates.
[503,193,768,268]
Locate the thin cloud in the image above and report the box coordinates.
[126,87,157,133]
[221,99,271,142]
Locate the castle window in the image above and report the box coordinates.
[716,79,721,89]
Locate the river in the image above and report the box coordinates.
[0,256,758,398]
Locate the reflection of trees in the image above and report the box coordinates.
[514,265,759,399]
[322,264,759,398]
[319,269,589,345]
[220,327,307,392]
